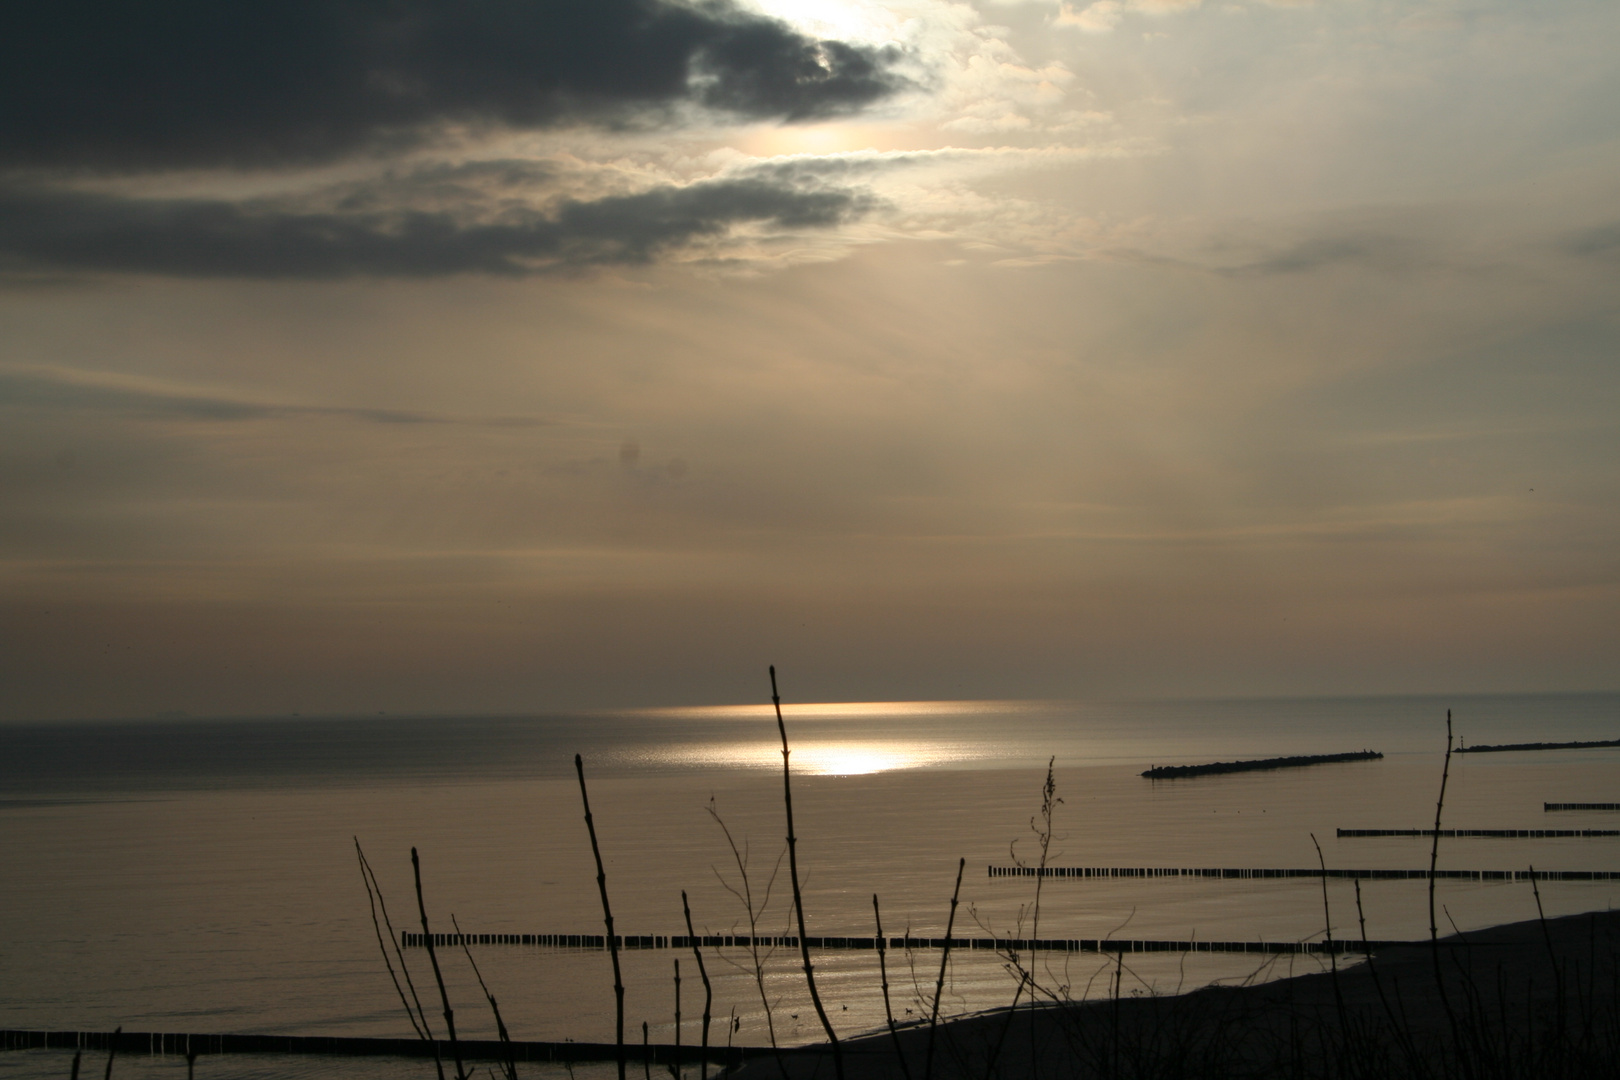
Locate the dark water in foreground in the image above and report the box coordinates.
[2,693,1618,1078]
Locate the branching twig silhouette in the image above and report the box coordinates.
[707,796,789,1073]
[452,913,519,1080]
[356,838,433,1043]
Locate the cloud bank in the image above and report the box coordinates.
[0,176,874,278]
[0,0,908,171]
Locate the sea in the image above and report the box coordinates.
[3,692,1619,1079]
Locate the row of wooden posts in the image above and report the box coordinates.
[399,932,1429,955]
[986,865,1620,880]
[1335,828,1620,837]
[0,1029,758,1064]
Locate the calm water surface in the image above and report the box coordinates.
[3,694,1618,1077]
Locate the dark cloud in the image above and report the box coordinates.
[0,0,907,171]
[0,367,554,426]
[0,177,874,278]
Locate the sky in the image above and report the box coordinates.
[2,0,1618,720]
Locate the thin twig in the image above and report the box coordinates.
[682,891,713,1080]
[453,914,519,1080]
[576,753,627,1080]
[356,837,432,1041]
[1310,832,1347,1032]
[1530,865,1567,1075]
[925,857,966,1080]
[874,893,914,1080]
[413,848,468,1080]
[770,665,842,1080]
[706,798,787,1072]
[1426,711,1462,1061]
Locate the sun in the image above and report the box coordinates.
[744,0,902,45]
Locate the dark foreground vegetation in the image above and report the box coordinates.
[748,907,1620,1080]
[1141,751,1383,779]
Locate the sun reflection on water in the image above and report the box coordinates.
[649,738,973,775]
[619,699,1051,774]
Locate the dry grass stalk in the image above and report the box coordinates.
[681,890,714,1080]
[769,665,842,1079]
[1310,832,1347,1031]
[451,913,519,1080]
[873,893,914,1080]
[1427,711,1462,1047]
[925,857,966,1080]
[412,847,468,1080]
[355,837,433,1042]
[576,752,627,1080]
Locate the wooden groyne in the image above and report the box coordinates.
[0,1029,755,1064]
[1547,803,1620,811]
[1337,828,1620,838]
[1142,751,1382,780]
[395,936,1424,956]
[987,865,1620,881]
[404,932,838,950]
[1457,738,1620,754]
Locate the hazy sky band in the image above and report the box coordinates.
[1,0,1617,718]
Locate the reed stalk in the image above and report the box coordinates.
[576,753,627,1080]
[873,893,914,1080]
[412,848,467,1080]
[1530,866,1568,1077]
[1427,711,1460,1040]
[769,665,842,1080]
[355,837,433,1042]
[1355,879,1427,1076]
[673,958,682,1080]
[1310,832,1347,1031]
[70,1050,80,1080]
[1027,760,1059,1070]
[452,913,519,1080]
[925,857,966,1080]
[680,892,713,1080]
